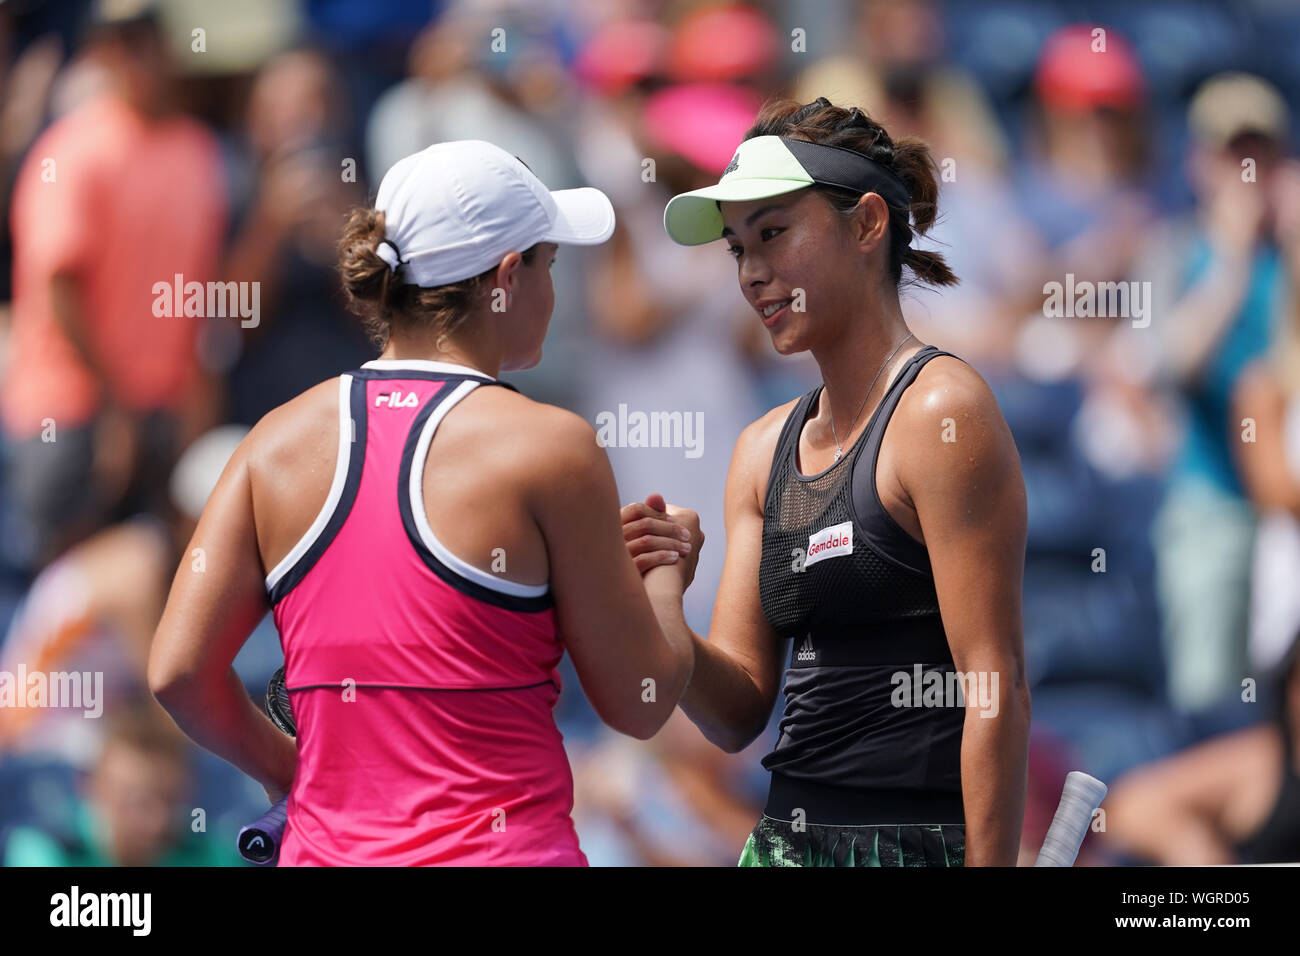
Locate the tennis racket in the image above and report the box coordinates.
[1033,770,1107,867]
[237,666,295,865]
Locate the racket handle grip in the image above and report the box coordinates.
[1034,771,1108,867]
[238,797,289,866]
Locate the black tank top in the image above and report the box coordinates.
[757,345,964,804]
[1234,705,1300,864]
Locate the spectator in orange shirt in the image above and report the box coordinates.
[4,2,226,571]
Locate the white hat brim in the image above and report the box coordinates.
[543,187,616,245]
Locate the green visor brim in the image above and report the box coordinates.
[663,177,813,246]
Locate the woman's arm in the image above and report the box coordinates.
[147,434,297,802]
[622,410,790,753]
[896,360,1031,866]
[1104,725,1276,865]
[1158,181,1263,387]
[525,407,696,740]
[1234,361,1300,518]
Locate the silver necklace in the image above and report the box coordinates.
[828,333,915,462]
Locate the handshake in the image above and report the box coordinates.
[619,492,705,592]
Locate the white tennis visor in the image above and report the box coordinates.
[663,135,910,246]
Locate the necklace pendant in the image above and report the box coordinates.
[833,447,842,462]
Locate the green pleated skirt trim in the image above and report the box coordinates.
[737,814,965,867]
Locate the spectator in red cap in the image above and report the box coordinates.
[1006,23,1157,384]
[1034,23,1145,114]
[1019,23,1152,270]
[666,3,779,88]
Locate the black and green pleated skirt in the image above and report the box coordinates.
[738,773,965,867]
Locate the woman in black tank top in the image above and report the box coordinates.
[1105,635,1300,865]
[623,98,1030,867]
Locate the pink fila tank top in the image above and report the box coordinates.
[265,358,586,866]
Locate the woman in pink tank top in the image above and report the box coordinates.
[148,141,700,865]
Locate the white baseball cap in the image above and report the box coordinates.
[374,140,616,288]
[1188,72,1289,148]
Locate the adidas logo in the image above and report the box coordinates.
[723,151,740,176]
[796,636,816,663]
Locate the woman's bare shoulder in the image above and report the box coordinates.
[741,397,803,454]
[425,384,616,501]
[241,377,344,488]
[898,353,999,421]
[893,353,1017,474]
[729,396,805,508]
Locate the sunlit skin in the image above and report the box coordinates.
[719,187,914,444]
[395,242,560,375]
[622,181,1032,866]
[494,242,559,372]
[723,189,896,347]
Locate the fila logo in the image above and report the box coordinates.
[375,391,419,408]
[796,636,816,663]
[805,520,853,568]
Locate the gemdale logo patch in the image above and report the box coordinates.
[804,520,853,568]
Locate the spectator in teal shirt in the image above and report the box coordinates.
[4,700,245,867]
[1174,237,1285,497]
[1141,74,1293,714]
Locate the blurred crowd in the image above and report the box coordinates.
[2,0,1300,866]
